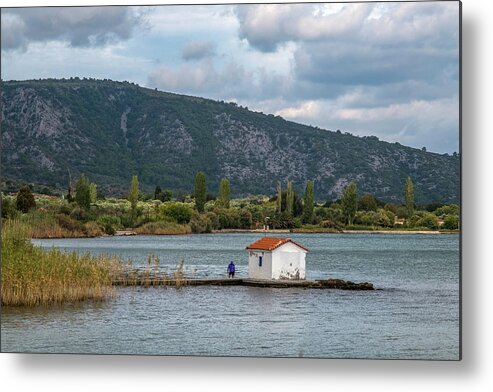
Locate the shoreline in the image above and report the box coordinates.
[30,228,459,239]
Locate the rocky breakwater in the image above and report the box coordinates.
[315,279,375,290]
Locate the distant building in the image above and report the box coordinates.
[245,237,309,280]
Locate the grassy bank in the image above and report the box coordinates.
[1,219,121,306]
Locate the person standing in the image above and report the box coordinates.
[227,261,236,278]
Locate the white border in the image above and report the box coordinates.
[1,0,492,390]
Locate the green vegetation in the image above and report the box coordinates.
[341,182,358,225]
[129,175,140,218]
[405,176,415,217]
[15,185,36,213]
[194,171,207,213]
[75,174,91,210]
[218,178,231,208]
[286,180,294,217]
[89,182,97,204]
[1,173,459,240]
[303,181,314,224]
[1,219,119,306]
[1,79,459,204]
[276,181,282,213]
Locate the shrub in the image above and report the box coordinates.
[84,221,104,237]
[96,215,122,235]
[160,202,193,224]
[354,211,375,226]
[190,213,212,233]
[384,203,398,214]
[1,195,18,219]
[407,213,422,227]
[134,220,191,235]
[215,208,241,229]
[443,214,459,230]
[372,209,391,227]
[434,204,460,217]
[58,204,73,215]
[358,194,378,211]
[205,212,220,230]
[396,206,409,219]
[16,186,36,213]
[319,220,340,229]
[120,213,134,228]
[70,206,89,221]
[239,209,253,229]
[416,212,439,230]
[245,205,264,227]
[56,214,85,232]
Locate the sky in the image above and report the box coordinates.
[0,1,460,153]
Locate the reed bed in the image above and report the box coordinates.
[1,219,121,306]
[134,221,191,235]
[110,257,191,288]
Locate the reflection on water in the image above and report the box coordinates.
[1,233,459,359]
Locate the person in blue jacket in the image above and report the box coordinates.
[227,261,236,278]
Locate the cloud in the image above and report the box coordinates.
[148,59,288,102]
[275,101,321,119]
[271,96,459,153]
[1,6,148,51]
[182,41,215,61]
[236,2,458,52]
[235,3,372,52]
[1,3,459,153]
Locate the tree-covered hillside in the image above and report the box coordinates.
[1,78,460,203]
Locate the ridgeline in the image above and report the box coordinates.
[1,78,459,204]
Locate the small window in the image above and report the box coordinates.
[258,256,263,267]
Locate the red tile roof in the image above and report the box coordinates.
[245,237,309,252]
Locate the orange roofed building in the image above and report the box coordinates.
[245,237,309,280]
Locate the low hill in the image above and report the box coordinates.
[1,78,459,203]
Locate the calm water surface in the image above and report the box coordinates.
[1,233,460,359]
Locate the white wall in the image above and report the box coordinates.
[248,250,272,279]
[271,242,306,280]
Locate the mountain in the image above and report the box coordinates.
[1,78,460,203]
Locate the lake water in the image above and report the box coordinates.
[1,233,460,359]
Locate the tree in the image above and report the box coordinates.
[358,194,378,211]
[194,171,207,213]
[154,186,162,200]
[66,186,75,203]
[405,176,415,218]
[129,175,140,213]
[443,214,459,230]
[75,174,91,210]
[160,202,193,224]
[276,181,282,213]
[15,185,36,213]
[286,180,294,217]
[341,182,358,225]
[154,186,172,202]
[218,178,231,208]
[89,183,97,204]
[303,180,314,223]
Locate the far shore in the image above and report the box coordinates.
[29,228,459,240]
[107,228,459,237]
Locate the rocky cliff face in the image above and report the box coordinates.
[1,79,460,203]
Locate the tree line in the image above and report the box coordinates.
[1,172,459,235]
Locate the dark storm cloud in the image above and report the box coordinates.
[290,40,459,107]
[1,6,147,51]
[182,41,216,61]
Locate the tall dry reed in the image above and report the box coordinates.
[1,219,121,306]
